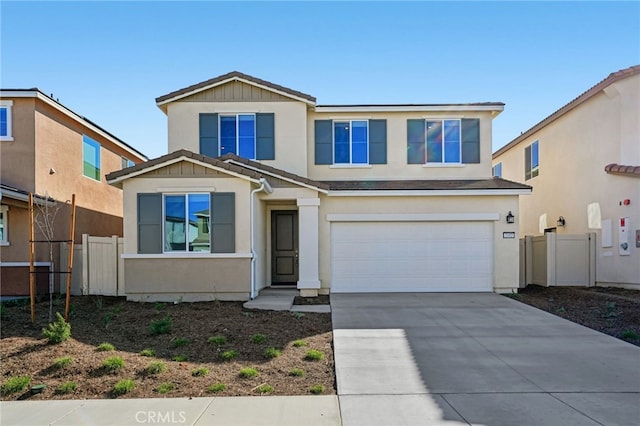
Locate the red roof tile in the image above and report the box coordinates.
[604,163,640,178]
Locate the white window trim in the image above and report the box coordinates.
[218,113,256,159]
[424,118,462,165]
[162,193,211,254]
[0,100,14,141]
[0,205,8,245]
[525,140,539,180]
[333,119,369,165]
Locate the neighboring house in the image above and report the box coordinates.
[106,71,531,302]
[0,89,147,296]
[493,65,640,288]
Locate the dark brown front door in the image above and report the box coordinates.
[271,210,298,285]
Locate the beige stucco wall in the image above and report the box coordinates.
[493,74,640,286]
[317,194,521,293]
[307,111,496,181]
[0,98,36,192]
[166,101,309,176]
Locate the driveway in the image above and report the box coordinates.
[331,293,640,426]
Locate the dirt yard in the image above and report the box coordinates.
[0,296,334,400]
[507,285,640,347]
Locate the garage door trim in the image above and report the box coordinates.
[327,213,500,222]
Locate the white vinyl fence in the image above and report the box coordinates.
[521,233,596,287]
[60,235,124,296]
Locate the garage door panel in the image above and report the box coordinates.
[331,222,493,293]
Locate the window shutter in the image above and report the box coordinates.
[200,113,219,157]
[369,119,387,164]
[407,119,425,164]
[525,145,532,180]
[137,193,162,254]
[461,119,480,164]
[210,192,235,253]
[256,113,275,160]
[314,120,333,165]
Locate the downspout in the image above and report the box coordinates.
[250,178,272,299]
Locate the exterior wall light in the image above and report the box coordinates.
[557,216,566,227]
[506,211,515,224]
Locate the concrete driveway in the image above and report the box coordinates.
[331,293,640,426]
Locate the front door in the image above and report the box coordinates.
[271,210,299,285]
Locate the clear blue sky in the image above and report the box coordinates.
[2,1,638,159]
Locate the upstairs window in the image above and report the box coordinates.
[200,113,274,160]
[0,101,13,141]
[0,205,8,245]
[164,194,211,252]
[334,120,368,164]
[82,135,101,180]
[121,157,135,169]
[220,114,256,158]
[408,119,475,164]
[493,162,502,177]
[525,140,539,180]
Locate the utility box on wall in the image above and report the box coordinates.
[619,217,631,255]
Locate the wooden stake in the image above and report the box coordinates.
[64,194,76,321]
[29,193,35,323]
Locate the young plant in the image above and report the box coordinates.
[264,347,281,359]
[103,356,125,372]
[289,368,305,377]
[305,349,324,361]
[292,340,307,347]
[172,355,188,362]
[113,379,135,395]
[156,382,174,394]
[55,381,78,394]
[139,349,156,357]
[621,330,639,340]
[207,383,226,393]
[145,361,167,375]
[208,335,227,345]
[250,334,267,344]
[42,312,71,343]
[191,367,210,377]
[310,384,325,395]
[1,376,31,395]
[154,302,167,311]
[54,356,73,369]
[96,342,115,351]
[220,350,239,361]
[255,384,273,394]
[172,338,189,348]
[150,316,172,335]
[238,367,258,378]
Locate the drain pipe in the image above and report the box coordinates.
[250,178,272,300]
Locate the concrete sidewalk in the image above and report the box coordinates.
[331,293,640,426]
[0,395,341,426]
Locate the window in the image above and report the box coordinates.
[525,140,539,180]
[408,119,462,164]
[0,205,8,245]
[220,114,256,158]
[334,120,368,164]
[164,194,210,252]
[0,100,13,141]
[82,135,101,180]
[493,162,502,177]
[121,157,135,169]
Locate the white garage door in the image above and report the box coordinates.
[331,221,493,292]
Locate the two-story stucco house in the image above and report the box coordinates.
[106,72,530,301]
[0,89,147,296]
[492,65,640,289]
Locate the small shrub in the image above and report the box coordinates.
[97,342,115,352]
[156,382,174,394]
[54,356,73,369]
[1,376,31,395]
[292,312,305,319]
[112,303,124,314]
[251,334,267,344]
[289,368,305,377]
[621,330,639,340]
[238,367,258,378]
[172,338,189,348]
[172,355,188,362]
[220,350,239,361]
[150,316,172,335]
[264,347,281,359]
[56,381,77,395]
[191,367,209,377]
[42,312,71,343]
[208,335,227,345]
[310,384,325,395]
[255,384,273,394]
[139,349,156,357]
[103,356,124,372]
[145,361,167,375]
[207,383,226,393]
[305,350,324,361]
[292,340,307,347]
[113,379,135,395]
